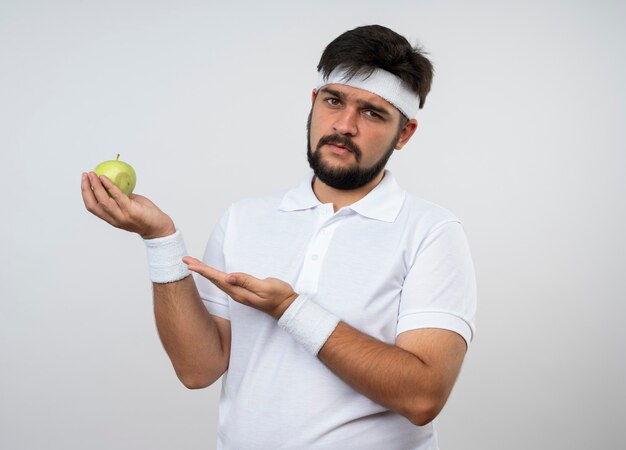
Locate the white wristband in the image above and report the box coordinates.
[278,295,340,355]
[143,229,191,283]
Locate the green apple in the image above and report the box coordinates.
[94,154,137,196]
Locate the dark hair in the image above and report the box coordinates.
[317,25,433,111]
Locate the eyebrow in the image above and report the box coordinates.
[320,87,392,118]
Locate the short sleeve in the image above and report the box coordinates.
[396,221,477,347]
[196,206,232,320]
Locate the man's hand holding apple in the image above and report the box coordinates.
[81,171,175,239]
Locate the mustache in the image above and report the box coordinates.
[316,134,362,162]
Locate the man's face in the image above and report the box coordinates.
[307,84,415,190]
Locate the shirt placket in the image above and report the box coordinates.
[294,205,344,296]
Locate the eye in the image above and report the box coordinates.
[325,97,341,107]
[364,110,382,119]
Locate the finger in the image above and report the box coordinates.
[81,172,98,210]
[183,258,262,304]
[99,174,131,210]
[219,272,267,304]
[88,172,113,203]
[225,272,263,292]
[88,172,123,218]
[81,172,118,222]
[183,257,226,283]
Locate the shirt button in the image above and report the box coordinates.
[311,254,319,261]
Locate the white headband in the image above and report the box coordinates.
[316,66,420,119]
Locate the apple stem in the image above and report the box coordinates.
[116,153,120,161]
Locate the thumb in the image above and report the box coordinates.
[131,194,157,208]
[225,272,260,291]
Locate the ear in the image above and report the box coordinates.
[311,89,317,104]
[395,119,418,150]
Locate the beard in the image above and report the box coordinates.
[306,110,400,190]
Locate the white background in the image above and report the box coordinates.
[1,1,625,449]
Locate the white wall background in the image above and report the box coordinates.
[1,1,625,449]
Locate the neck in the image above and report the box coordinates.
[312,171,385,212]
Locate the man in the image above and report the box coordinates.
[81,25,476,450]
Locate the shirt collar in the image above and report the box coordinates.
[279,171,322,212]
[279,169,406,223]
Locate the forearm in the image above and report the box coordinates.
[153,276,228,389]
[182,263,464,421]
[318,322,446,426]
[81,172,229,386]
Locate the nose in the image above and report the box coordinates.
[333,108,358,136]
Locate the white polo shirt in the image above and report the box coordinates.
[197,170,477,450]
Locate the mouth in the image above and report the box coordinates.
[315,134,361,162]
[326,143,352,155]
